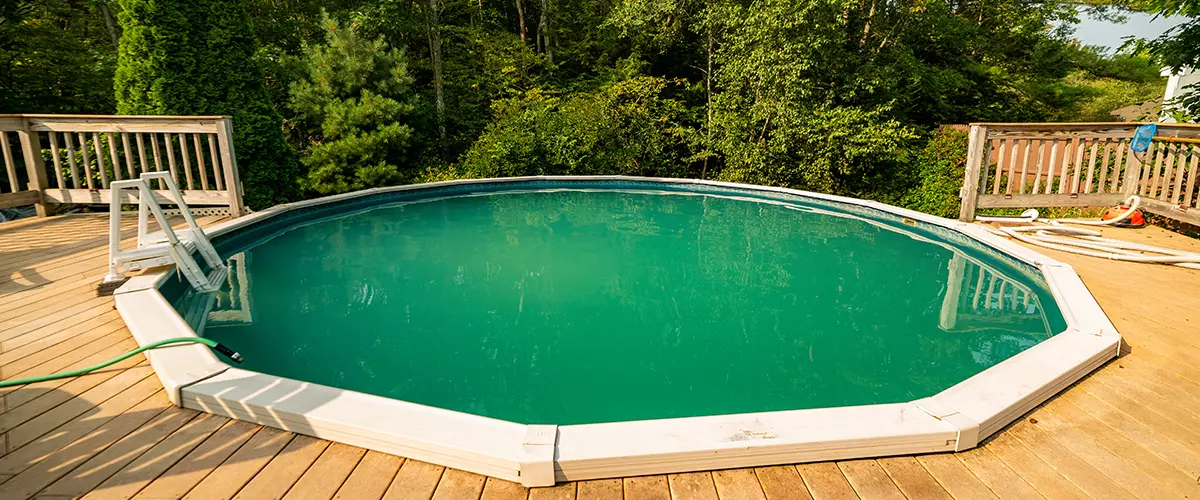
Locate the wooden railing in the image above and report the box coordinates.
[959,122,1200,227]
[0,114,245,218]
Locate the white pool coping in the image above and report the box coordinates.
[113,176,1121,486]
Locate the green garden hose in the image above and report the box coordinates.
[0,337,243,388]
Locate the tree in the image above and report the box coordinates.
[115,0,301,208]
[460,75,694,178]
[426,0,447,157]
[289,12,416,195]
[1124,0,1200,119]
[0,1,117,113]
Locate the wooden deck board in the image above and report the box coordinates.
[1,214,1199,499]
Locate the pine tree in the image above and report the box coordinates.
[115,0,300,209]
[288,12,415,195]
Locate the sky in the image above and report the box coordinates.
[1071,11,1190,51]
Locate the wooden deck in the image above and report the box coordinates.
[2,214,1199,500]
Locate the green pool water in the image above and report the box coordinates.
[178,185,1066,425]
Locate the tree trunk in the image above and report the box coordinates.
[702,0,713,179]
[427,0,447,159]
[515,0,527,43]
[98,2,120,47]
[539,0,552,65]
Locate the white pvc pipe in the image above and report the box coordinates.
[976,209,1039,223]
[993,198,1200,270]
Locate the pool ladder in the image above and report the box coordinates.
[100,172,227,294]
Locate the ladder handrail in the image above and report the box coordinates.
[103,173,226,292]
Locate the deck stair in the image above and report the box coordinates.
[101,171,227,293]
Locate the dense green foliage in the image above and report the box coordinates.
[1123,0,1200,119]
[114,0,300,208]
[288,13,417,194]
[898,127,969,218]
[0,0,1182,212]
[0,1,117,113]
[460,75,694,179]
[1060,50,1165,121]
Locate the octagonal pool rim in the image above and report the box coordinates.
[112,176,1121,486]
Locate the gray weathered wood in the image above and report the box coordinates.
[958,125,988,221]
[1018,139,1031,194]
[992,138,1006,195]
[977,193,1126,208]
[1184,148,1198,209]
[1083,139,1098,194]
[1140,197,1200,227]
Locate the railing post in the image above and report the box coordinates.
[959,125,988,222]
[215,116,245,217]
[17,119,51,217]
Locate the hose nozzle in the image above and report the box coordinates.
[213,343,244,364]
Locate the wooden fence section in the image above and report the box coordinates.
[0,114,245,217]
[959,122,1200,226]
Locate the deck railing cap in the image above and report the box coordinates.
[0,114,232,120]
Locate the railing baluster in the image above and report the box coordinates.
[1184,146,1198,209]
[992,138,1006,195]
[1158,144,1177,200]
[1045,141,1059,194]
[193,133,208,190]
[150,133,163,173]
[1005,139,1019,195]
[208,134,224,190]
[1112,139,1127,193]
[64,132,82,189]
[1069,137,1086,194]
[1096,139,1111,194]
[178,133,195,190]
[1142,142,1160,197]
[1171,144,1189,206]
[122,132,136,178]
[1,132,17,193]
[165,132,180,186]
[1083,139,1098,194]
[1018,139,1031,194]
[136,133,148,177]
[48,132,66,188]
[105,132,121,181]
[1032,140,1045,194]
[79,132,95,189]
[94,132,111,187]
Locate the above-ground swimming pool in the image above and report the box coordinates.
[115,177,1120,486]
